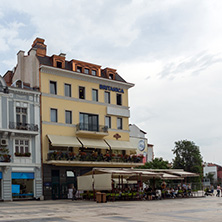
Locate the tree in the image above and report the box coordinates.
[139,157,170,169]
[172,140,203,180]
[205,172,215,185]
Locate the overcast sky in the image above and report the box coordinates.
[0,0,222,164]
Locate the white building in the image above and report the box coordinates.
[203,163,217,182]
[129,124,154,162]
[0,76,42,201]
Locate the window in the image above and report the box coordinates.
[66,171,75,177]
[77,66,82,73]
[80,113,98,131]
[92,89,98,102]
[104,91,110,103]
[92,70,97,76]
[109,74,114,79]
[50,81,57,94]
[64,83,71,97]
[56,61,62,68]
[117,93,122,105]
[79,86,85,99]
[16,107,27,127]
[50,108,57,122]
[15,139,29,154]
[65,110,72,124]
[84,68,89,74]
[117,117,122,130]
[105,116,111,128]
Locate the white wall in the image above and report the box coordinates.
[203,165,217,181]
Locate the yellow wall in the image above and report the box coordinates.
[41,73,129,106]
[41,71,131,161]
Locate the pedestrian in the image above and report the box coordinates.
[72,187,77,201]
[216,184,220,197]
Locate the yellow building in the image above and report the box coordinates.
[10,38,144,199]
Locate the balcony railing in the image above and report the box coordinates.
[76,123,108,133]
[0,154,11,162]
[47,151,144,163]
[9,122,38,132]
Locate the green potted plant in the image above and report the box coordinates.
[0,147,11,162]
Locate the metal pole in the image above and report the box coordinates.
[92,169,95,201]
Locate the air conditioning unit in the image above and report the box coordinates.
[1,138,8,146]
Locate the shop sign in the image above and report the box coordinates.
[99,84,124,93]
[138,140,145,151]
[11,172,34,179]
[44,182,51,187]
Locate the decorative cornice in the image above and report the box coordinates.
[40,65,134,89]
[8,87,41,96]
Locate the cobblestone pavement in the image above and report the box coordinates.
[1,196,222,222]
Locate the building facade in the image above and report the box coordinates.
[203,162,222,185]
[0,76,42,201]
[129,124,148,163]
[129,124,154,162]
[5,38,143,200]
[147,144,154,162]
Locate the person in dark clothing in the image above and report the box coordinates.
[72,187,77,200]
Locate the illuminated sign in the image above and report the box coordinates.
[99,84,124,93]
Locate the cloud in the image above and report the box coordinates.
[157,52,222,79]
[0,22,25,52]
[1,0,222,165]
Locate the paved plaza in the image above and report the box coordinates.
[0,196,222,222]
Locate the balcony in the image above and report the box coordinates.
[9,122,38,132]
[76,123,108,137]
[47,151,144,168]
[0,154,11,163]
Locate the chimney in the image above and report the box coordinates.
[32,37,47,57]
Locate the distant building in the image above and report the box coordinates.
[147,144,154,162]
[203,162,222,185]
[129,124,154,162]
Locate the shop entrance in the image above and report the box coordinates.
[51,170,60,200]
[11,172,34,199]
[52,183,60,199]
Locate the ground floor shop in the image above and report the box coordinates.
[43,164,92,200]
[11,172,35,199]
[0,166,42,201]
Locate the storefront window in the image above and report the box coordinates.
[11,172,34,199]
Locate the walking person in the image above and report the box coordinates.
[216,184,221,197]
[72,186,77,201]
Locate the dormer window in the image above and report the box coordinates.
[77,66,82,73]
[16,80,23,88]
[109,74,114,79]
[92,70,97,76]
[56,61,62,68]
[84,68,89,74]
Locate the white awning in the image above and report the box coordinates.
[47,135,82,147]
[77,138,109,149]
[105,139,136,151]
